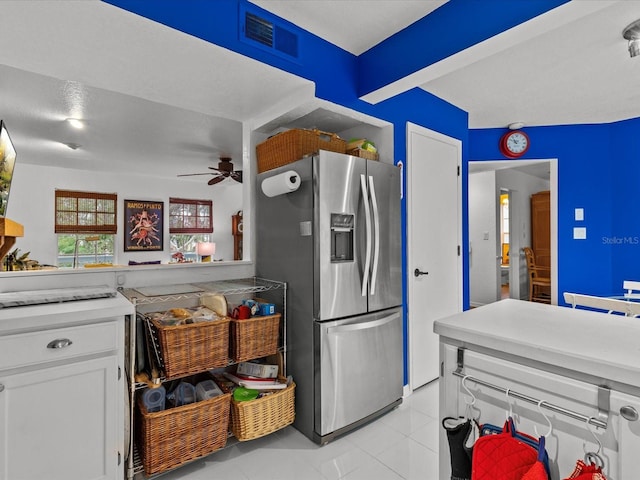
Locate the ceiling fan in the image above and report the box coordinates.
[177,157,242,185]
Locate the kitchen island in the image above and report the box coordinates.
[434,299,640,480]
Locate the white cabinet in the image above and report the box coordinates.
[0,355,120,480]
[0,290,133,480]
[435,300,640,480]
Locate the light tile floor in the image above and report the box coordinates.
[155,380,440,480]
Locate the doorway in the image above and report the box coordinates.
[468,159,558,306]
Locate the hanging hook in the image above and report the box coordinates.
[505,387,514,420]
[534,400,553,438]
[461,375,478,420]
[462,375,476,406]
[583,417,605,469]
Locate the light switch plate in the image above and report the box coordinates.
[573,227,587,240]
[575,208,584,221]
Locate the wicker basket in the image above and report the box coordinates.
[347,147,379,161]
[256,128,346,173]
[230,313,281,362]
[151,316,230,379]
[136,390,231,475]
[230,380,295,441]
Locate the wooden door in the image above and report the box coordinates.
[531,191,550,268]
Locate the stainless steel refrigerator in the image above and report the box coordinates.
[256,150,403,444]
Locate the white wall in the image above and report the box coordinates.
[7,162,242,266]
[469,171,498,307]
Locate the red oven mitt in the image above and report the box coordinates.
[563,459,607,480]
[472,420,538,480]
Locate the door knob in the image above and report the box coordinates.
[414,269,428,277]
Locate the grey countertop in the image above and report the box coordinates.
[434,299,640,394]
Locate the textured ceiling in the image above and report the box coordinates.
[1,0,639,179]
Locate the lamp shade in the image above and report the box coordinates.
[196,242,216,256]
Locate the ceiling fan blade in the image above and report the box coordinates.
[208,166,223,172]
[231,171,243,183]
[177,172,215,177]
[208,175,226,185]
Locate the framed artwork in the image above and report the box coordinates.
[124,199,163,251]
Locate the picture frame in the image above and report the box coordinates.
[124,199,163,251]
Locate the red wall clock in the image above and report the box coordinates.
[499,130,530,158]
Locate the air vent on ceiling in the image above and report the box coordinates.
[241,7,299,60]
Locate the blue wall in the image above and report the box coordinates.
[468,121,640,300]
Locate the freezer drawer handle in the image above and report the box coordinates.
[47,338,73,349]
[620,405,639,422]
[326,314,398,334]
[414,269,429,277]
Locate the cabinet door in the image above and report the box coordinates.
[0,356,121,480]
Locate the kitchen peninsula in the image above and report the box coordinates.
[435,299,640,480]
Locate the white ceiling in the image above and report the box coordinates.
[1,0,640,179]
[256,0,640,128]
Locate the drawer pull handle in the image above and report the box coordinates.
[620,405,639,422]
[47,338,73,349]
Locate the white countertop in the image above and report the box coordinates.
[0,290,135,335]
[434,299,640,392]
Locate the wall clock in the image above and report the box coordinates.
[499,130,530,158]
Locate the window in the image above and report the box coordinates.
[169,197,213,234]
[55,190,117,233]
[55,190,117,267]
[169,198,213,261]
[57,234,115,268]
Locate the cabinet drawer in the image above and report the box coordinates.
[0,321,119,371]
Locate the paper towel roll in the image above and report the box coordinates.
[261,170,301,197]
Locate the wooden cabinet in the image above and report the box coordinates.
[531,190,550,268]
[0,291,131,480]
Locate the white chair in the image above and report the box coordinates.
[623,280,640,300]
[563,292,640,317]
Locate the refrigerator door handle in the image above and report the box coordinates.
[326,312,399,334]
[368,175,380,296]
[360,174,372,297]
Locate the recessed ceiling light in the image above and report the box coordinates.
[66,118,84,129]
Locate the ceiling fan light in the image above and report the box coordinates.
[629,39,640,58]
[66,118,84,129]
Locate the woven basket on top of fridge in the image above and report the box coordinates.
[230,379,295,441]
[256,128,346,173]
[136,390,231,475]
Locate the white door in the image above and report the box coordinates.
[407,123,462,389]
